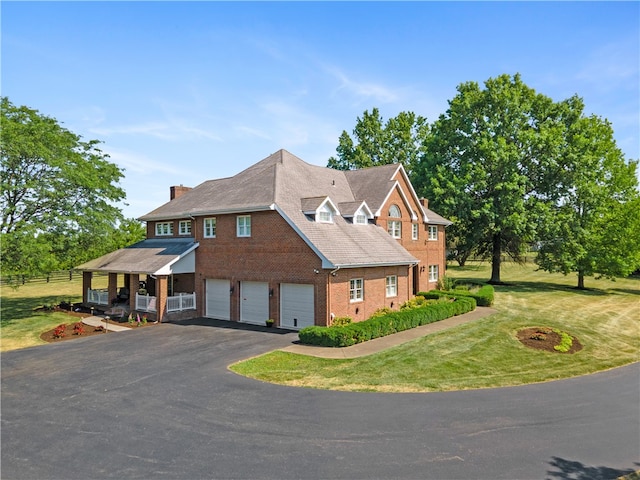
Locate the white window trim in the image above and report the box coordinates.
[155,222,174,236]
[204,217,216,238]
[388,220,401,239]
[429,265,439,282]
[386,275,397,297]
[428,225,438,241]
[178,220,192,235]
[350,278,364,302]
[318,204,333,223]
[237,215,251,237]
[412,223,419,240]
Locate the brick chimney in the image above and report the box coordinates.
[420,198,429,209]
[170,185,192,200]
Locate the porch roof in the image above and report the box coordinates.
[76,239,198,275]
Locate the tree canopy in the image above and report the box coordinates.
[415,74,575,283]
[327,108,429,176]
[0,97,138,281]
[535,115,640,288]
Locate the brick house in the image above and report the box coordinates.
[77,150,451,327]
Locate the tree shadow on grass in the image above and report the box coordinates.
[451,277,610,297]
[0,295,78,325]
[546,456,638,480]
[493,281,609,297]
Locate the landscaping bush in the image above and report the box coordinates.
[298,296,476,347]
[418,283,494,306]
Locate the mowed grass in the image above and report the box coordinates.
[231,262,639,392]
[0,276,107,352]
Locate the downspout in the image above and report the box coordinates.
[327,266,340,326]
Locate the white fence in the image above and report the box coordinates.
[167,292,196,312]
[87,288,109,305]
[136,293,157,312]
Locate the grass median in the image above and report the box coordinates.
[230,262,639,392]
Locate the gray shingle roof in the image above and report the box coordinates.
[138,150,450,268]
[76,239,198,275]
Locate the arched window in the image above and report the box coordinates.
[387,205,401,238]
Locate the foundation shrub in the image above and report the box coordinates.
[418,283,494,306]
[298,296,476,347]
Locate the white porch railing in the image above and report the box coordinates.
[167,292,196,312]
[87,288,109,305]
[136,293,157,312]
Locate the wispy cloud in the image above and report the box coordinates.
[103,148,183,175]
[324,65,399,104]
[575,35,639,92]
[90,121,222,142]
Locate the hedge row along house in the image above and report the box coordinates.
[77,150,451,327]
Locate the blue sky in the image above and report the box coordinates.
[3,1,639,220]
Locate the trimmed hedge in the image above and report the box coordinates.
[298,296,477,347]
[419,284,494,307]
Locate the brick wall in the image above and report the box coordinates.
[328,265,411,323]
[192,210,328,325]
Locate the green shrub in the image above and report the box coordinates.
[331,316,353,327]
[418,283,495,306]
[298,296,477,347]
[553,329,574,353]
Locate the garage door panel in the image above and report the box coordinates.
[206,279,230,320]
[240,281,269,325]
[280,284,314,329]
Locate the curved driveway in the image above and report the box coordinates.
[2,321,638,479]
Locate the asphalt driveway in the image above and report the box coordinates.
[2,320,638,479]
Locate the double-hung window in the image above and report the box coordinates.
[237,215,251,237]
[155,222,173,236]
[349,278,363,302]
[412,224,419,240]
[204,218,216,238]
[428,225,438,241]
[179,220,191,235]
[387,205,401,239]
[429,265,439,282]
[386,275,397,297]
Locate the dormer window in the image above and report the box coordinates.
[354,210,367,225]
[303,197,340,224]
[318,204,333,223]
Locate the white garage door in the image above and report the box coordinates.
[205,279,230,320]
[280,283,315,329]
[240,281,269,325]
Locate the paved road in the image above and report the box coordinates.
[2,321,638,479]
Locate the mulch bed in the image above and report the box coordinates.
[39,310,154,343]
[517,327,583,354]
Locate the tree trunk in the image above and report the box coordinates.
[577,271,585,289]
[489,233,502,284]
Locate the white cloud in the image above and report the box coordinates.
[103,148,183,176]
[90,120,222,142]
[324,65,399,104]
[575,36,639,92]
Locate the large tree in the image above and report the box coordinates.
[535,115,640,288]
[415,74,573,283]
[327,108,429,176]
[1,97,128,280]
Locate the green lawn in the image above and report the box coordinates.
[230,262,640,392]
[0,276,107,351]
